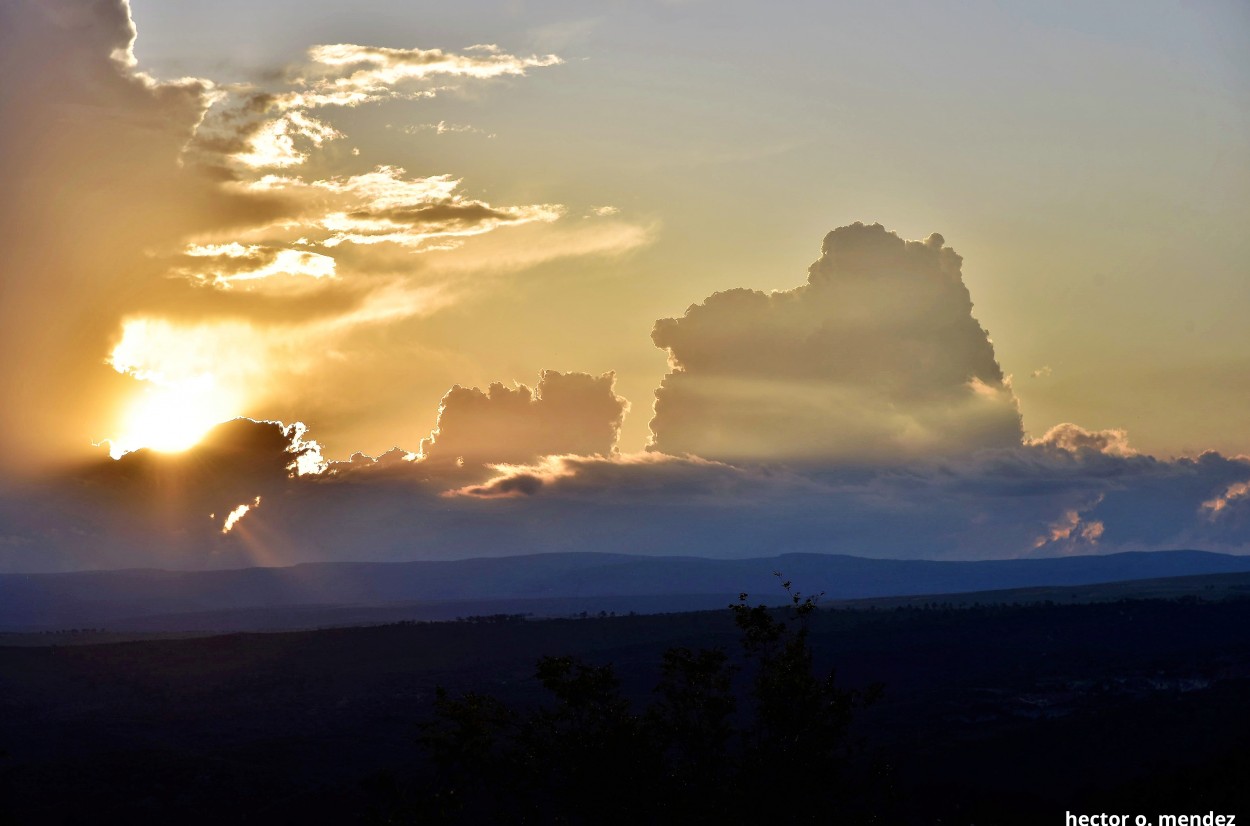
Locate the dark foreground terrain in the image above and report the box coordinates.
[2,584,1250,824]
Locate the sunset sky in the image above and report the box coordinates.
[1,0,1248,572]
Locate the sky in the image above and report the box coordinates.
[0,0,1248,572]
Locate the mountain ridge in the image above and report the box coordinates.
[3,548,1250,632]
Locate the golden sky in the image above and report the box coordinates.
[1,0,1249,571]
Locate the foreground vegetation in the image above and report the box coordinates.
[397,580,885,823]
[2,589,1249,823]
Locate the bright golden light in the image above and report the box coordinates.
[107,378,237,458]
[222,496,261,533]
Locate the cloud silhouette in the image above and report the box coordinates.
[649,223,1022,462]
[5,410,1250,574]
[446,439,1250,559]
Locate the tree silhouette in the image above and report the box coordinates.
[400,575,885,824]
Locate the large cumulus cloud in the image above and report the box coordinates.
[649,223,1022,462]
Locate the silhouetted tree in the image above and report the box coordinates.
[401,575,885,824]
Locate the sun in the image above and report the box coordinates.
[107,378,237,458]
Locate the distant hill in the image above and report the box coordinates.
[2,549,1249,632]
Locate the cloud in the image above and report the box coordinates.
[1202,480,1250,518]
[0,2,653,469]
[0,417,324,568]
[1026,422,1136,457]
[0,0,229,475]
[4,10,1245,578]
[188,43,560,172]
[221,496,262,534]
[101,273,455,456]
[7,408,1250,573]
[178,243,338,291]
[419,371,630,468]
[446,451,760,500]
[233,110,343,169]
[396,121,496,138]
[293,43,562,108]
[1033,500,1106,552]
[410,215,654,278]
[441,440,1250,561]
[223,166,564,251]
[315,168,564,248]
[648,223,1023,463]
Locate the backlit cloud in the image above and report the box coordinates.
[0,0,652,467]
[221,496,262,534]
[0,0,231,474]
[4,1,1246,583]
[1202,480,1250,518]
[293,43,562,108]
[419,371,629,468]
[1026,422,1137,457]
[233,110,343,169]
[648,223,1023,463]
[1033,500,1107,552]
[315,168,564,248]
[190,43,561,170]
[446,451,806,501]
[103,275,454,457]
[178,243,338,291]
[7,410,1250,573]
[212,166,565,254]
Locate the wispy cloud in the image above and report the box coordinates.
[315,167,564,248]
[395,121,496,138]
[1026,423,1136,457]
[187,43,561,171]
[1202,480,1250,518]
[233,111,343,169]
[304,42,559,87]
[179,243,337,290]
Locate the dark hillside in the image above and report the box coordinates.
[2,592,1250,822]
[4,549,1250,632]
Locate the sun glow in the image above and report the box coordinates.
[107,378,238,458]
